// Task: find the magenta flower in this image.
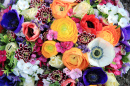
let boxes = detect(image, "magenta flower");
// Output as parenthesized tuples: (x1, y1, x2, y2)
(55, 41, 74, 53)
(47, 30, 58, 40)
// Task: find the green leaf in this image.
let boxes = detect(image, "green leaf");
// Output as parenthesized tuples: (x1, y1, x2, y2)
(112, 62, 116, 65)
(0, 45, 5, 50)
(118, 13, 123, 22)
(122, 52, 130, 62)
(49, 81, 60, 86)
(88, 6, 94, 15)
(0, 3, 6, 9)
(86, 0, 90, 4)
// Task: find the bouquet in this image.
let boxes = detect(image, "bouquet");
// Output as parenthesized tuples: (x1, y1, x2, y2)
(0, 0, 130, 86)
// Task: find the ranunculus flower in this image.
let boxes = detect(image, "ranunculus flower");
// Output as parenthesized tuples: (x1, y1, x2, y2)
(50, 0, 76, 19)
(105, 72, 119, 86)
(51, 17, 78, 43)
(41, 41, 58, 58)
(83, 67, 108, 85)
(61, 78, 76, 86)
(62, 48, 89, 70)
(73, 1, 91, 18)
(49, 55, 64, 69)
(22, 22, 40, 41)
(1, 9, 24, 33)
(80, 14, 102, 35)
(87, 38, 115, 67)
(96, 23, 121, 46)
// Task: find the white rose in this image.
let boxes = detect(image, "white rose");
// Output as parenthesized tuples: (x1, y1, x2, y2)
(105, 72, 119, 86)
(49, 55, 64, 69)
(73, 1, 91, 18)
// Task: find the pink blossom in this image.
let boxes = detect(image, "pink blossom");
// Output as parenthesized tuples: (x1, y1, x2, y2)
(47, 30, 58, 40)
(67, 8, 75, 17)
(56, 41, 74, 53)
(71, 17, 80, 23)
(63, 68, 71, 75)
(37, 56, 47, 67)
(76, 23, 83, 34)
(68, 68, 82, 80)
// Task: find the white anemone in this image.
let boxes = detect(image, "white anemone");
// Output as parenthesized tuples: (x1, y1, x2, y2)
(87, 37, 115, 67)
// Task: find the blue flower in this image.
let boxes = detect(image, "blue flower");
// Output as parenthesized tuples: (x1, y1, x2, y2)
(0, 73, 20, 86)
(83, 67, 108, 85)
(120, 25, 130, 52)
(1, 9, 24, 33)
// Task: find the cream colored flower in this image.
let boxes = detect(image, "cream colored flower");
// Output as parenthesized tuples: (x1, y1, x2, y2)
(24, 77, 35, 86)
(73, 1, 91, 18)
(61, 0, 76, 2)
(20, 8, 38, 20)
(105, 72, 119, 86)
(49, 55, 64, 69)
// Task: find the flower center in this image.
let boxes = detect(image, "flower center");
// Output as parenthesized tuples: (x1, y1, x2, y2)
(91, 46, 103, 60)
(86, 72, 99, 83)
(67, 83, 72, 86)
(59, 6, 65, 11)
(86, 21, 94, 28)
(8, 18, 19, 28)
(28, 27, 35, 37)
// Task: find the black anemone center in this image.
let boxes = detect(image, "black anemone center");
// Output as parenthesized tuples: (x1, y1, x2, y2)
(67, 83, 72, 86)
(8, 18, 19, 27)
(94, 50, 100, 56)
(86, 72, 98, 83)
(28, 27, 34, 37)
(86, 21, 94, 28)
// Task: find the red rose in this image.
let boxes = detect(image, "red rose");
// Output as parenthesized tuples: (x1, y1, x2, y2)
(80, 14, 102, 35)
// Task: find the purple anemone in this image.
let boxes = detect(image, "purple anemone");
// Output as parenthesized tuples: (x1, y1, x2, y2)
(120, 25, 130, 52)
(1, 9, 24, 33)
(83, 67, 108, 85)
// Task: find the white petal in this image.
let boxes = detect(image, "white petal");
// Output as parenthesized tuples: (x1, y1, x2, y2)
(88, 38, 99, 50)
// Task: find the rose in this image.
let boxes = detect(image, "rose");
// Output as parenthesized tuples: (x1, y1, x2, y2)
(73, 1, 91, 18)
(22, 22, 40, 41)
(49, 55, 64, 68)
(50, 0, 76, 19)
(41, 41, 58, 58)
(51, 17, 78, 43)
(105, 72, 119, 86)
(96, 23, 121, 46)
(80, 14, 102, 35)
(61, 78, 76, 86)
(62, 48, 89, 70)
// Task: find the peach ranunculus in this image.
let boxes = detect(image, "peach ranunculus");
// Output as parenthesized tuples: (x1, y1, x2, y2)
(62, 48, 89, 70)
(61, 78, 76, 86)
(51, 17, 78, 43)
(96, 23, 121, 46)
(22, 22, 40, 41)
(41, 41, 58, 58)
(50, 0, 77, 19)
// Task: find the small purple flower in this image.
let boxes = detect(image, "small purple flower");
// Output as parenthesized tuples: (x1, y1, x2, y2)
(47, 30, 58, 40)
(77, 44, 90, 53)
(1, 9, 24, 33)
(121, 63, 130, 76)
(83, 67, 108, 85)
(120, 25, 130, 52)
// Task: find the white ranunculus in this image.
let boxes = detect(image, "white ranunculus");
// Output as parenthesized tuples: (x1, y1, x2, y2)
(73, 1, 91, 18)
(118, 17, 128, 28)
(105, 72, 119, 86)
(118, 8, 128, 17)
(20, 8, 38, 20)
(49, 55, 64, 69)
(13, 67, 20, 76)
(23, 63, 33, 75)
(106, 3, 113, 9)
(17, 0, 29, 10)
(87, 37, 115, 67)
(37, 68, 44, 74)
(17, 59, 25, 70)
(108, 14, 118, 24)
(32, 65, 39, 72)
(108, 6, 118, 15)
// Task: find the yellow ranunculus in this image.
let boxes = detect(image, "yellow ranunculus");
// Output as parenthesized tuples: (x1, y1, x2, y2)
(73, 1, 91, 18)
(105, 72, 119, 86)
(41, 41, 58, 58)
(51, 17, 78, 43)
(49, 55, 64, 69)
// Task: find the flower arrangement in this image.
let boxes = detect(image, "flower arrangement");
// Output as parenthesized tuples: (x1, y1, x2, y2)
(0, 0, 130, 86)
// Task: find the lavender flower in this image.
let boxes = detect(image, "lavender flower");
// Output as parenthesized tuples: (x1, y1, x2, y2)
(77, 44, 90, 53)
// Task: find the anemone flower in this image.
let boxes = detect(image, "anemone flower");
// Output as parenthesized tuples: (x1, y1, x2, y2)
(83, 67, 107, 85)
(87, 37, 115, 67)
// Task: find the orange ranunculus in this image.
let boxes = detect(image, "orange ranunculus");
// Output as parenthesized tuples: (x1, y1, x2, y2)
(51, 17, 78, 43)
(62, 48, 89, 70)
(50, 0, 77, 19)
(61, 78, 76, 86)
(22, 22, 40, 41)
(96, 23, 121, 46)
(41, 41, 58, 58)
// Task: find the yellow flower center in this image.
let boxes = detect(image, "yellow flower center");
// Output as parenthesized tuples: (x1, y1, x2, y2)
(44, 44, 55, 53)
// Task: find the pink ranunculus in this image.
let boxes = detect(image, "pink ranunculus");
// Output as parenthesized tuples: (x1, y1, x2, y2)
(22, 22, 40, 41)
(61, 78, 76, 86)
(63, 68, 71, 75)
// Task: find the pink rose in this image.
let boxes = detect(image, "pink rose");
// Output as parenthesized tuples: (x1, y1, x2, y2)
(22, 22, 40, 41)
